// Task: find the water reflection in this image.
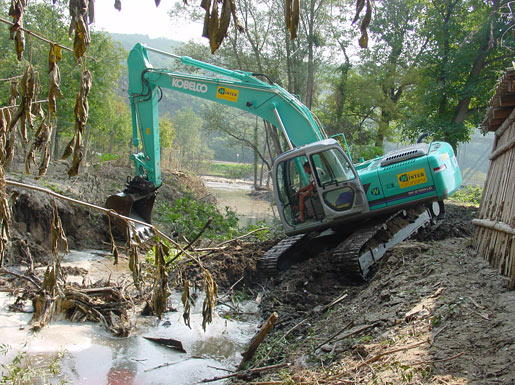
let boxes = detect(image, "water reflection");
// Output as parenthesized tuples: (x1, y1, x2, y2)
(0, 251, 260, 385)
(201, 176, 276, 226)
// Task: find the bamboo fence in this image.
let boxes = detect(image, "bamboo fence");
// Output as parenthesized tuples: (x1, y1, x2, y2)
(474, 70, 515, 289)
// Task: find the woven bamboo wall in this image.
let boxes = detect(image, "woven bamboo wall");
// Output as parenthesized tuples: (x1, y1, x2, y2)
(474, 70, 515, 289)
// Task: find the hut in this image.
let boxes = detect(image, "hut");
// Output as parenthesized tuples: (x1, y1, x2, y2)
(474, 68, 515, 289)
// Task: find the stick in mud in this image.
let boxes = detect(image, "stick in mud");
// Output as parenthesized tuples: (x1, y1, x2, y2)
(238, 312, 278, 370)
(201, 362, 289, 383)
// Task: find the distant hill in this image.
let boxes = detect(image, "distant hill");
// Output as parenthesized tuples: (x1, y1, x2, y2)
(110, 33, 181, 68)
(110, 33, 180, 52)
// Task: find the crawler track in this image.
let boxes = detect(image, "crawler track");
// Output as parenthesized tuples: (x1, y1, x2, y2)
(259, 206, 433, 281)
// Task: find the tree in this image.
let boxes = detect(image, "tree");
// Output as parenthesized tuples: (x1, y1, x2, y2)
(172, 107, 213, 172)
(0, 0, 129, 164)
(402, 0, 513, 151)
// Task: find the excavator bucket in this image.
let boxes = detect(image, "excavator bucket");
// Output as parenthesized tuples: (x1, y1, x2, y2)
(105, 176, 157, 242)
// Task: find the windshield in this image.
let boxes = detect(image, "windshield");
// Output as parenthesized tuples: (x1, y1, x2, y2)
(310, 148, 355, 186)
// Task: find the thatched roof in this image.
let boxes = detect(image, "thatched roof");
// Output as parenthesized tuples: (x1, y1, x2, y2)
(481, 67, 515, 132)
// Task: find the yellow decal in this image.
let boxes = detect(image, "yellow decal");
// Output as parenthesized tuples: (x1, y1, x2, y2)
(441, 152, 449, 161)
(397, 168, 428, 188)
(146, 127, 150, 135)
(216, 86, 239, 102)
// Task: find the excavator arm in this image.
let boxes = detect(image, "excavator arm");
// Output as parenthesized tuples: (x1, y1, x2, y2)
(107, 43, 326, 239)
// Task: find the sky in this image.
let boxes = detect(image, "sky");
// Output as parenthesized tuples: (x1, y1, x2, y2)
(92, 0, 204, 42)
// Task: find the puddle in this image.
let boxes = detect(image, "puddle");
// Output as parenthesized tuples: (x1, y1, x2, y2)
(0, 250, 260, 384)
(201, 176, 276, 226)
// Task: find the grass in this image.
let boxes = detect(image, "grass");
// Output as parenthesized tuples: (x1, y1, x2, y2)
(450, 185, 483, 206)
(205, 162, 253, 179)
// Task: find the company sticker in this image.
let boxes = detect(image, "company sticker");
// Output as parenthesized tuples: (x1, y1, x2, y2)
(397, 168, 428, 188)
(216, 86, 239, 102)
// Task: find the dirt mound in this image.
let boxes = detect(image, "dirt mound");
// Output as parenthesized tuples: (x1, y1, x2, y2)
(3, 160, 211, 265)
(419, 202, 478, 241)
(227, 202, 515, 384)
(183, 239, 277, 290)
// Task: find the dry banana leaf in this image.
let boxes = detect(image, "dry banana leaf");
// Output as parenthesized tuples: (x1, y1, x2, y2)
(228, 0, 244, 33)
(201, 0, 243, 53)
(9, 79, 19, 105)
(201, 269, 217, 331)
(356, 0, 372, 48)
(48, 44, 62, 72)
(107, 215, 119, 264)
(201, 0, 210, 38)
(0, 167, 11, 267)
(150, 240, 171, 319)
(48, 66, 63, 115)
(25, 143, 36, 173)
(68, 0, 93, 60)
(8, 66, 36, 140)
(27, 114, 54, 177)
(352, 0, 365, 24)
(31, 101, 45, 120)
(14, 29, 25, 61)
(181, 275, 192, 328)
(66, 69, 91, 176)
(38, 145, 52, 177)
(207, 0, 219, 53)
(9, 0, 28, 60)
(67, 132, 82, 177)
(129, 245, 140, 289)
(51, 202, 69, 256)
(214, 0, 232, 48)
(4, 129, 16, 169)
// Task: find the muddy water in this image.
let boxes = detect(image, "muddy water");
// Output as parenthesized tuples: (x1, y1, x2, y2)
(0, 251, 260, 384)
(201, 176, 276, 226)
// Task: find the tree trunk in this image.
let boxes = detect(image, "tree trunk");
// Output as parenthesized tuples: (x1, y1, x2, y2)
(304, 0, 316, 109)
(83, 124, 91, 164)
(263, 120, 283, 158)
(51, 127, 60, 160)
(108, 130, 115, 154)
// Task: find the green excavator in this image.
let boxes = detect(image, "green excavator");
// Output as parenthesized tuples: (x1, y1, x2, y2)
(106, 44, 462, 280)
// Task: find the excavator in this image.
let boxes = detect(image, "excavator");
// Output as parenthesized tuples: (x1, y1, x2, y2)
(106, 43, 462, 280)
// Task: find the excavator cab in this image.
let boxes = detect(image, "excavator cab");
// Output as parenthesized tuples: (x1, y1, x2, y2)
(274, 139, 370, 236)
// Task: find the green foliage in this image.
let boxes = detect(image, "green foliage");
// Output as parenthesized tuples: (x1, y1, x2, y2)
(96, 153, 119, 163)
(172, 108, 214, 172)
(159, 112, 176, 149)
(450, 186, 483, 206)
(207, 162, 253, 179)
(0, 1, 130, 161)
(155, 196, 239, 241)
(0, 345, 67, 385)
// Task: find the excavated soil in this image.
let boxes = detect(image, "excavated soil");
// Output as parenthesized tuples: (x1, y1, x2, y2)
(1, 158, 514, 384)
(4, 159, 212, 264)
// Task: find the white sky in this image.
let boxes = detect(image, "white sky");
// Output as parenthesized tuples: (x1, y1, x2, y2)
(92, 0, 204, 42)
